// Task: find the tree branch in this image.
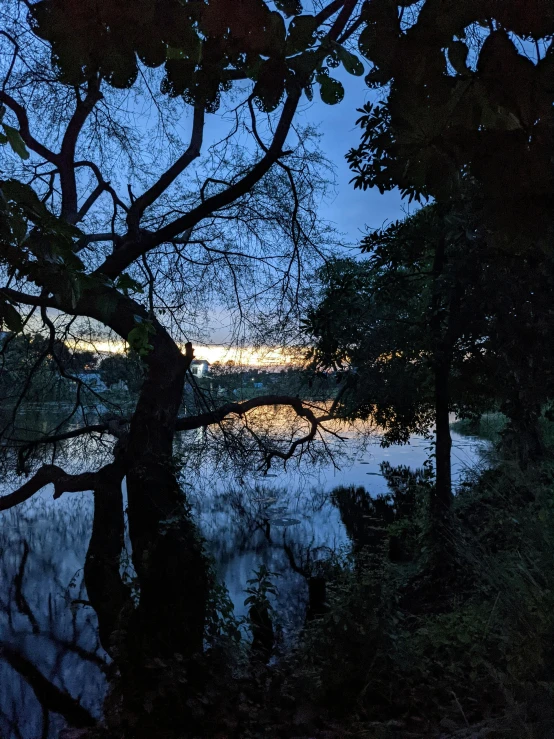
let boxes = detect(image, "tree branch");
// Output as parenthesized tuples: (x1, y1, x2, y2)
(0, 287, 56, 308)
(73, 160, 129, 213)
(59, 78, 103, 222)
(126, 105, 205, 232)
(92, 0, 359, 279)
(12, 422, 119, 451)
(0, 91, 59, 164)
(175, 394, 338, 471)
(0, 31, 19, 91)
(76, 182, 105, 222)
(96, 91, 302, 279)
(175, 394, 315, 431)
(0, 464, 105, 511)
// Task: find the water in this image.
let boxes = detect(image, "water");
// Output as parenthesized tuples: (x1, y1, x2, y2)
(0, 414, 487, 738)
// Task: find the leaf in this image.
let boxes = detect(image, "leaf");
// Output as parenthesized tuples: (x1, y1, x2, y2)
(316, 72, 344, 105)
(286, 14, 318, 55)
(2, 124, 30, 160)
(275, 0, 302, 17)
(253, 58, 287, 112)
(116, 273, 144, 295)
(447, 41, 469, 76)
(1, 302, 23, 333)
(267, 11, 286, 55)
(333, 42, 364, 76)
(10, 212, 27, 244)
(167, 46, 186, 60)
(127, 318, 156, 356)
(166, 32, 201, 64)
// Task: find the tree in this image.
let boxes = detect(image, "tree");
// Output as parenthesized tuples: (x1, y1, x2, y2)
(309, 0, 554, 514)
(306, 202, 554, 513)
(0, 0, 366, 727)
(306, 205, 473, 513)
(98, 351, 144, 391)
(348, 0, 554, 245)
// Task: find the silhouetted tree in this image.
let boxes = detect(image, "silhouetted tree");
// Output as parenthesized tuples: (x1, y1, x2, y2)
(0, 0, 366, 729)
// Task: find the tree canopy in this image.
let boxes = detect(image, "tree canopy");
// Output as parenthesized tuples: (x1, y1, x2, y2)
(1, 2, 554, 736)
(307, 199, 554, 506)
(348, 0, 554, 241)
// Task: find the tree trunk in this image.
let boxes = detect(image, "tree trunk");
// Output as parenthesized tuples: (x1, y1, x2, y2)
(433, 359, 453, 514)
(124, 335, 211, 661)
(69, 288, 212, 661)
(84, 467, 131, 657)
(501, 397, 544, 469)
(430, 233, 453, 517)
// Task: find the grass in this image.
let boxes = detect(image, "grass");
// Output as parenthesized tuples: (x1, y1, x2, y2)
(451, 412, 507, 441)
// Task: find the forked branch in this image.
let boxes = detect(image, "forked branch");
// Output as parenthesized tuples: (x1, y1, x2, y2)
(0, 463, 114, 511)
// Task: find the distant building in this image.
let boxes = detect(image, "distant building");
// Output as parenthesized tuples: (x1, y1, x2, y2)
(75, 372, 108, 391)
(190, 360, 209, 378)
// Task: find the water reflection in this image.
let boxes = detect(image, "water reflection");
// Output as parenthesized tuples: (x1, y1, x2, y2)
(0, 493, 105, 738)
(0, 408, 487, 737)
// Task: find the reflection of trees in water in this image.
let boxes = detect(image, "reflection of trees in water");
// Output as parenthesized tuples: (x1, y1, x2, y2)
(195, 481, 347, 636)
(0, 411, 433, 736)
(0, 493, 106, 738)
(0, 441, 349, 735)
(332, 462, 433, 563)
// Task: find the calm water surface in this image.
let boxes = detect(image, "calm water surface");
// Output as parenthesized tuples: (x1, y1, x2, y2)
(0, 410, 486, 738)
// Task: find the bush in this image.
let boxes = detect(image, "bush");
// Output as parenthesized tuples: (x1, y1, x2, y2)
(286, 460, 554, 737)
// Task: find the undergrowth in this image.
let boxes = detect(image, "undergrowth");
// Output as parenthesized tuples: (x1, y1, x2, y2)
(283, 455, 554, 738)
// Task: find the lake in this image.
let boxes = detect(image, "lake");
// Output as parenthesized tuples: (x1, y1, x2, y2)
(0, 411, 487, 738)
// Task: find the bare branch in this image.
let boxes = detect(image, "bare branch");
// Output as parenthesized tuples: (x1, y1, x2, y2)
(0, 91, 59, 164)
(176, 394, 312, 431)
(175, 393, 338, 471)
(75, 181, 105, 222)
(59, 77, 103, 222)
(93, 0, 358, 279)
(0, 31, 19, 91)
(0, 465, 93, 511)
(126, 105, 205, 232)
(73, 160, 129, 212)
(11, 423, 114, 450)
(96, 91, 301, 278)
(0, 288, 56, 308)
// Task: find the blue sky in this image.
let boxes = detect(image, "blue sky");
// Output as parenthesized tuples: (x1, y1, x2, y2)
(197, 67, 408, 247)
(296, 70, 408, 243)
(194, 69, 410, 346)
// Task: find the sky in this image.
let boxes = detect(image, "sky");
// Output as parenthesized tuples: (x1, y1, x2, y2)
(80, 51, 411, 360)
(199, 67, 408, 245)
(295, 69, 408, 242)
(188, 65, 410, 353)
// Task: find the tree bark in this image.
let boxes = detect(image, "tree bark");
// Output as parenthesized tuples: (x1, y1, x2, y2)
(124, 336, 211, 661)
(433, 358, 453, 513)
(84, 471, 131, 657)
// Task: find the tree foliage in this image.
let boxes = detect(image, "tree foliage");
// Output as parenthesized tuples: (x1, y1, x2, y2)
(306, 201, 554, 500)
(348, 0, 554, 240)
(0, 1, 365, 707)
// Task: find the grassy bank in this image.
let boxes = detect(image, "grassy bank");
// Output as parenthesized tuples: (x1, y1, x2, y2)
(451, 412, 507, 441)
